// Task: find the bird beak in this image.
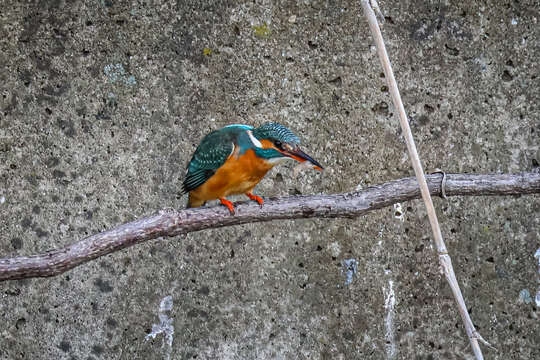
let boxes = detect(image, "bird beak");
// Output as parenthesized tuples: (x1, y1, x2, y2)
(282, 146, 323, 171)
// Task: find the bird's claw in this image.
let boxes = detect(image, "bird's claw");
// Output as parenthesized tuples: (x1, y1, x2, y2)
(246, 193, 264, 208)
(219, 198, 236, 215)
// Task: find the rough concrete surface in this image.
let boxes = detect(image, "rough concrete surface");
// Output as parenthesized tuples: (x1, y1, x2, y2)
(0, 0, 538, 359)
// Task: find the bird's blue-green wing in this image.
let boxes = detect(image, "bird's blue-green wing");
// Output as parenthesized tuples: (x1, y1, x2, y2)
(182, 130, 236, 193)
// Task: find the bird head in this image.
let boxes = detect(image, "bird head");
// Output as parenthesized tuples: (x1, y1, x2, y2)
(252, 122, 323, 170)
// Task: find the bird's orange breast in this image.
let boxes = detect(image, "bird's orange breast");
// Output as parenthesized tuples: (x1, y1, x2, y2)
(188, 147, 275, 206)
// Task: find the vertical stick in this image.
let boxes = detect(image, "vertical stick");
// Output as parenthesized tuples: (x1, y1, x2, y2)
(359, 1, 490, 359)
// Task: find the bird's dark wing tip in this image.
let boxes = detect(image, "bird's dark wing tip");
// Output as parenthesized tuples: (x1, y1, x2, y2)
(182, 169, 216, 194)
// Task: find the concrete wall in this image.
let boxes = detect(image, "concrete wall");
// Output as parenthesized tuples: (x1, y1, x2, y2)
(1, 0, 538, 359)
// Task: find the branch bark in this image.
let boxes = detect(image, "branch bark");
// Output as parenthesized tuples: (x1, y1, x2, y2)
(1, 172, 538, 281)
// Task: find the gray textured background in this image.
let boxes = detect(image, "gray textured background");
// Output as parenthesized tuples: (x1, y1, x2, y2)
(1, 0, 539, 359)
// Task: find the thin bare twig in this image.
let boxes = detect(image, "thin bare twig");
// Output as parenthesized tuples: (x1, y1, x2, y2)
(360, 1, 493, 358)
(1, 172, 538, 282)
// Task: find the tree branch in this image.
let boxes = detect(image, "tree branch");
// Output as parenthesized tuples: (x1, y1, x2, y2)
(0, 172, 538, 281)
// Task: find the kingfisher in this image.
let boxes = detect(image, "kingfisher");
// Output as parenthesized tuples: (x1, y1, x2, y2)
(182, 122, 323, 214)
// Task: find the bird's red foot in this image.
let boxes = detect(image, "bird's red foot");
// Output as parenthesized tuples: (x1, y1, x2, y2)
(219, 198, 235, 215)
(246, 193, 264, 207)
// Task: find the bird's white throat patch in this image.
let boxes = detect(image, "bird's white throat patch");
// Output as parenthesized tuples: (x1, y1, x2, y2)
(267, 157, 295, 164)
(247, 130, 263, 148)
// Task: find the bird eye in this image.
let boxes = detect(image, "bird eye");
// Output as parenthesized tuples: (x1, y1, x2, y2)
(274, 140, 282, 148)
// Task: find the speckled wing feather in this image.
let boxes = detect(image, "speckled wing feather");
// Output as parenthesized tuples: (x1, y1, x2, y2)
(182, 130, 236, 193)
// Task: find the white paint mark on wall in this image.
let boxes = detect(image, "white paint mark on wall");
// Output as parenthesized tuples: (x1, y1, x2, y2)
(103, 63, 137, 85)
(341, 258, 358, 286)
(0, 195, 5, 204)
(378, 224, 385, 239)
(518, 289, 532, 304)
(145, 295, 174, 360)
(383, 280, 396, 359)
(535, 248, 540, 307)
(328, 242, 341, 258)
(393, 203, 404, 222)
(474, 57, 488, 72)
(125, 75, 136, 85)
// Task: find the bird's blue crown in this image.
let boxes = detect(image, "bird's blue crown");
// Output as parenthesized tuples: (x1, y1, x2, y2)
(253, 122, 300, 145)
